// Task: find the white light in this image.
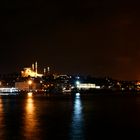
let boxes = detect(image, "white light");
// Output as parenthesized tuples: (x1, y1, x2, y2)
(0, 87, 19, 93)
(96, 86, 101, 89)
(76, 93, 80, 97)
(76, 81, 80, 85)
(71, 86, 74, 89)
(76, 76, 80, 79)
(77, 83, 96, 89)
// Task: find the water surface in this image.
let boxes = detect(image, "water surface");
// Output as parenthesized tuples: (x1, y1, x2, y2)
(0, 94, 140, 139)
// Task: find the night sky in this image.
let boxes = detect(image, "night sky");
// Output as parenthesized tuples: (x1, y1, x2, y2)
(0, 0, 140, 80)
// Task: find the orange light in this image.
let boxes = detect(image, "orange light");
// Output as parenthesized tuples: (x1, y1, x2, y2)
(28, 92, 33, 97)
(28, 80, 32, 85)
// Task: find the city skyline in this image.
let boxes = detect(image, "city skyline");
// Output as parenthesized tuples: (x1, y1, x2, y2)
(0, 1, 140, 80)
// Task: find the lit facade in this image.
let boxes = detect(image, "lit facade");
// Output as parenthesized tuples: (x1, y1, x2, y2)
(21, 68, 43, 77)
(15, 81, 41, 91)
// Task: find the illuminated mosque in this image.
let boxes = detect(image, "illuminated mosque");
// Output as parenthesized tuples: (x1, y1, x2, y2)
(21, 62, 45, 77)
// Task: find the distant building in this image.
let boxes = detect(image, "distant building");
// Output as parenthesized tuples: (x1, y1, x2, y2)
(77, 83, 96, 89)
(15, 81, 41, 91)
(21, 68, 43, 78)
(21, 62, 43, 77)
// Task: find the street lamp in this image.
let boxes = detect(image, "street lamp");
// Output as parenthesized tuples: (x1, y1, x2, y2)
(28, 80, 32, 91)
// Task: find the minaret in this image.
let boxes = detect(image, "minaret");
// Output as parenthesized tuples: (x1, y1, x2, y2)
(47, 66, 50, 74)
(32, 63, 35, 71)
(44, 68, 46, 76)
(35, 61, 38, 76)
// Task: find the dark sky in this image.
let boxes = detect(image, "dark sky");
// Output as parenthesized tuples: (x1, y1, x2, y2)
(0, 0, 140, 80)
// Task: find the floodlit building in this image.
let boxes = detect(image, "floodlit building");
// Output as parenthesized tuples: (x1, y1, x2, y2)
(76, 83, 100, 90)
(21, 68, 43, 77)
(21, 62, 43, 77)
(77, 83, 96, 89)
(15, 81, 41, 91)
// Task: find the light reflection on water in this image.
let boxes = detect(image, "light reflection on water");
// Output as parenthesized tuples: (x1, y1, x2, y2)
(70, 93, 85, 140)
(0, 97, 5, 138)
(0, 94, 140, 139)
(23, 96, 39, 139)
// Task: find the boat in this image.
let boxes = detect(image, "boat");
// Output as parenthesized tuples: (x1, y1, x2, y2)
(0, 87, 19, 95)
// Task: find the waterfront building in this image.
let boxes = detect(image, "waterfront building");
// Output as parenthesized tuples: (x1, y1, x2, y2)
(15, 80, 41, 91)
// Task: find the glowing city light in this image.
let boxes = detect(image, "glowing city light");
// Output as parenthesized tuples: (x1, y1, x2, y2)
(77, 83, 96, 89)
(76, 81, 80, 85)
(76, 93, 80, 97)
(27, 92, 33, 97)
(28, 80, 32, 85)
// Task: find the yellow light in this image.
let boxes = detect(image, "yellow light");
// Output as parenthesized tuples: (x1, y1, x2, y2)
(28, 92, 33, 97)
(77, 83, 96, 89)
(28, 80, 32, 85)
(21, 67, 43, 77)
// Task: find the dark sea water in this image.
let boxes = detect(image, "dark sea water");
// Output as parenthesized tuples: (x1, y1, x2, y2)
(0, 93, 140, 140)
